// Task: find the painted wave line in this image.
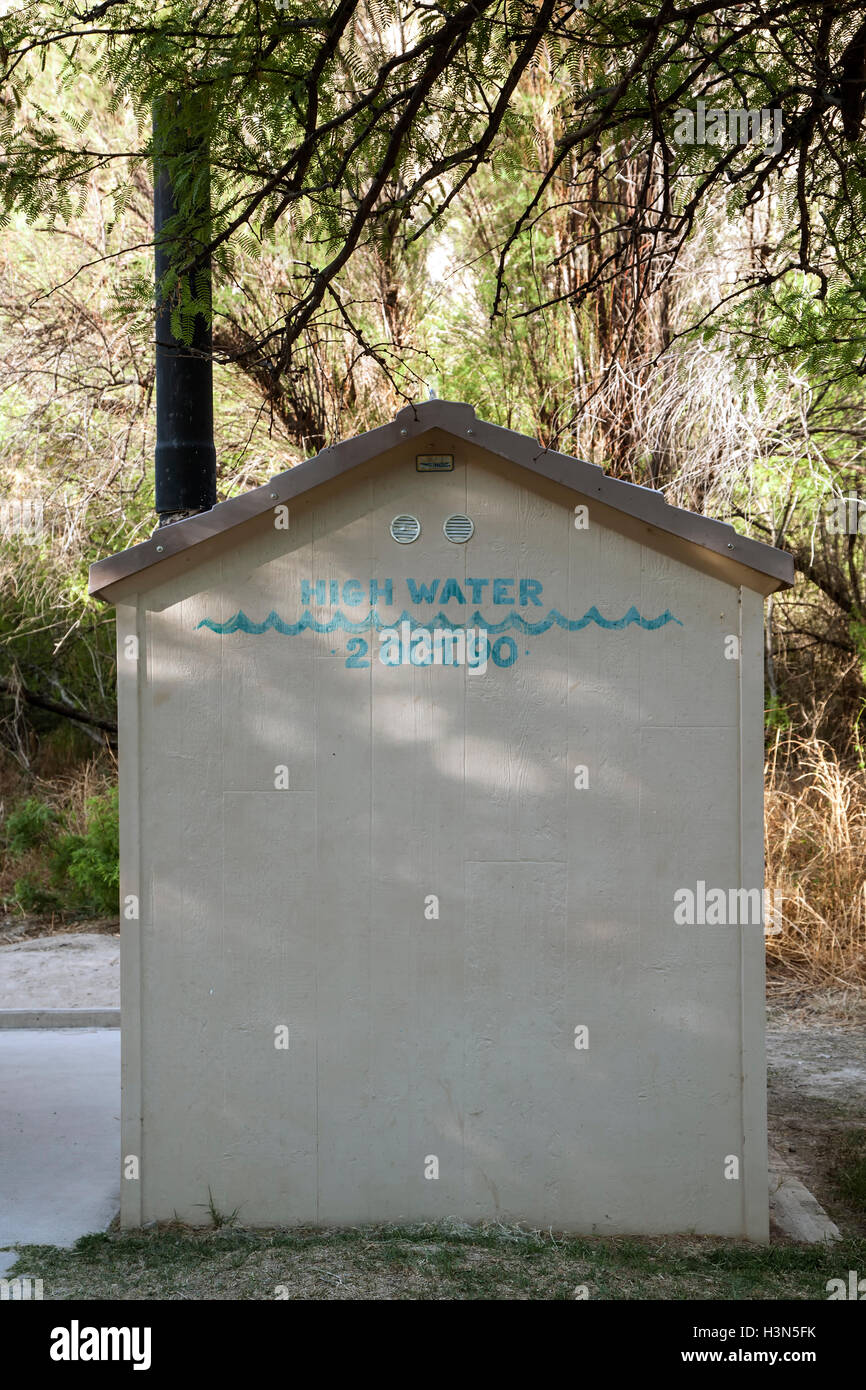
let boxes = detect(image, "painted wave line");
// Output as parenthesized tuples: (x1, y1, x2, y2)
(196, 606, 684, 636)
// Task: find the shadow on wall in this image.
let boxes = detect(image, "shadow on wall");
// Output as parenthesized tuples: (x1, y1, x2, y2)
(132, 451, 754, 1233)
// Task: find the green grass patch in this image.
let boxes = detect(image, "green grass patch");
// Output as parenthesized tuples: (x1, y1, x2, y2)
(834, 1130, 866, 1213)
(8, 1224, 866, 1301)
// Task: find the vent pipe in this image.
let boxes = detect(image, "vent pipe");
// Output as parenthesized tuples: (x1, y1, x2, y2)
(153, 93, 217, 526)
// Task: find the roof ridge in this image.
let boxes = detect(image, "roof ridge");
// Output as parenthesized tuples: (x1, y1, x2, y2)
(89, 398, 794, 599)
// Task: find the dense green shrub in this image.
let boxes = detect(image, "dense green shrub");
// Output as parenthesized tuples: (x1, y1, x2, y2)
(3, 787, 118, 917)
(12, 872, 63, 916)
(53, 789, 120, 915)
(5, 797, 61, 855)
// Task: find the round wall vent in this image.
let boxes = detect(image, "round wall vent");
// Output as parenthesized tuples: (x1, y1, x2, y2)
(390, 514, 421, 544)
(443, 514, 474, 543)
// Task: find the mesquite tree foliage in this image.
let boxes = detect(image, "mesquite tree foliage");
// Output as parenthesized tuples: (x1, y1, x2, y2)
(2, 1, 866, 384)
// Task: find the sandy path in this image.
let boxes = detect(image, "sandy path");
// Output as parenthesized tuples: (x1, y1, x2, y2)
(0, 933, 120, 1008)
(766, 1024, 866, 1104)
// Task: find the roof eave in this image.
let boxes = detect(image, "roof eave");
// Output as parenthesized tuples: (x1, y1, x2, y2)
(88, 399, 796, 600)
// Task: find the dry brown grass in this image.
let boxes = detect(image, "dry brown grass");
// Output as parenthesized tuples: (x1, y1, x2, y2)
(765, 733, 866, 991)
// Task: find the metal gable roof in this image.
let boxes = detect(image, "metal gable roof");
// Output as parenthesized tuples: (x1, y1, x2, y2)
(88, 398, 795, 599)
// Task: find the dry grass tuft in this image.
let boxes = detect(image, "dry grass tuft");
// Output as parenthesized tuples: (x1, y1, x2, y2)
(765, 733, 866, 991)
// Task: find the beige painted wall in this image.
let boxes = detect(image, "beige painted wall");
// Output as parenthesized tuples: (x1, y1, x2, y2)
(117, 434, 768, 1236)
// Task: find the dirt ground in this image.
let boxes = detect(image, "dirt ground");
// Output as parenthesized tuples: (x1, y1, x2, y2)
(0, 918, 120, 1008)
(766, 986, 866, 1237)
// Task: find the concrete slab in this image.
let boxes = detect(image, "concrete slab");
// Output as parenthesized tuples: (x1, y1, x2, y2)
(770, 1174, 842, 1243)
(0, 1029, 120, 1249)
(769, 1144, 842, 1243)
(0, 1009, 120, 1029)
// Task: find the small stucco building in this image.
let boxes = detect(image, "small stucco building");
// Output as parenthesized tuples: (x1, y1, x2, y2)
(89, 399, 794, 1238)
